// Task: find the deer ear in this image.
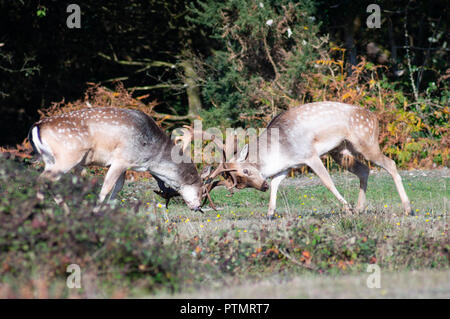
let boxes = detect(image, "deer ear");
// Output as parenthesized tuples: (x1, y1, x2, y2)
(235, 144, 249, 163)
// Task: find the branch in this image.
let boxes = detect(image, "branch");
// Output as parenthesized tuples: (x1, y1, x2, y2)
(101, 76, 130, 83)
(152, 112, 196, 121)
(398, 46, 450, 52)
(278, 248, 317, 271)
(98, 52, 176, 68)
(403, 3, 419, 102)
(262, 28, 280, 82)
(129, 83, 185, 91)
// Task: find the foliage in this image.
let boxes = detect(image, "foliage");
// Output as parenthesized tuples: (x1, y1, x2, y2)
(0, 0, 208, 145)
(303, 50, 449, 168)
(0, 156, 190, 295)
(180, 213, 448, 276)
(0, 157, 448, 297)
(188, 0, 325, 127)
(37, 82, 158, 122)
(187, 0, 448, 169)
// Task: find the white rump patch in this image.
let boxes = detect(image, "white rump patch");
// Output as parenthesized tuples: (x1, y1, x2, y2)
(31, 126, 55, 165)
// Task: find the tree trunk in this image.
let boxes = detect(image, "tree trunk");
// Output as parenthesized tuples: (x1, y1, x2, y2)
(180, 58, 202, 119)
(344, 26, 356, 74)
(344, 16, 361, 74)
(388, 17, 398, 76)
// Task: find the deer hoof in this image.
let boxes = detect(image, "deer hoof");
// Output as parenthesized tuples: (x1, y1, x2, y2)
(355, 204, 367, 213)
(343, 205, 355, 215)
(403, 203, 412, 216)
(93, 205, 102, 214)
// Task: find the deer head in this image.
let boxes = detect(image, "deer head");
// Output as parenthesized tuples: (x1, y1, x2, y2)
(172, 125, 268, 210)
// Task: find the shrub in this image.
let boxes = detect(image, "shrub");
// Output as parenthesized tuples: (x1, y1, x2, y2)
(188, 0, 448, 169)
(182, 214, 449, 276)
(0, 156, 189, 294)
(188, 0, 325, 128)
(303, 52, 449, 168)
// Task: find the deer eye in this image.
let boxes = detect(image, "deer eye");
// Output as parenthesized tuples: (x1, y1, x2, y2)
(243, 169, 251, 175)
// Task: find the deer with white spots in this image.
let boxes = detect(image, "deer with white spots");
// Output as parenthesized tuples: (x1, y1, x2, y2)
(211, 101, 412, 218)
(28, 107, 205, 211)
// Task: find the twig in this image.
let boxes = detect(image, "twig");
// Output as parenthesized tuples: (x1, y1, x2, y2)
(403, 3, 419, 102)
(278, 248, 317, 270)
(101, 76, 130, 83)
(262, 28, 281, 84)
(152, 112, 195, 121)
(98, 52, 175, 68)
(129, 83, 185, 91)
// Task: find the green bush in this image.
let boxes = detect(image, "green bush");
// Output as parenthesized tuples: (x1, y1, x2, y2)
(187, 0, 323, 127)
(0, 156, 188, 293)
(182, 214, 449, 276)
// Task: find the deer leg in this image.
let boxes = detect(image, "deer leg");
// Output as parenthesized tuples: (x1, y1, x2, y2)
(330, 152, 369, 211)
(38, 166, 65, 182)
(37, 158, 77, 199)
(267, 171, 288, 218)
(366, 153, 411, 215)
(38, 151, 88, 183)
(73, 165, 88, 177)
(99, 164, 127, 202)
(107, 171, 126, 201)
(37, 160, 79, 213)
(305, 155, 351, 212)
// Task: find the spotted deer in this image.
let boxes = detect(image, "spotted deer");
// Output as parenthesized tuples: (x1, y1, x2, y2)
(205, 102, 412, 217)
(28, 107, 204, 210)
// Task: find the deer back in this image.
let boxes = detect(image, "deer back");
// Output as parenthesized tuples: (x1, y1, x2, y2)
(33, 107, 201, 188)
(258, 102, 379, 178)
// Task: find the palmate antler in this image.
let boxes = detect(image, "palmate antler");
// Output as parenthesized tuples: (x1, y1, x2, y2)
(174, 125, 241, 210)
(154, 126, 238, 210)
(200, 163, 239, 210)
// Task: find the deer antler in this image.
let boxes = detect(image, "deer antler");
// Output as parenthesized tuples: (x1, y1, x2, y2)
(176, 125, 240, 210)
(174, 125, 194, 155)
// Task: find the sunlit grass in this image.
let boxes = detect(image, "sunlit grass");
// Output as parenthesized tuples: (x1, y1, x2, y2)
(118, 169, 449, 248)
(113, 169, 450, 296)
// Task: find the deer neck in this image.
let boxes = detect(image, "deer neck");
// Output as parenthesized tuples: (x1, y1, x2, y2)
(147, 143, 200, 191)
(255, 129, 290, 179)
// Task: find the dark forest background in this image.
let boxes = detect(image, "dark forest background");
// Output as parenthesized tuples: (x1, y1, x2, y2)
(0, 0, 448, 167)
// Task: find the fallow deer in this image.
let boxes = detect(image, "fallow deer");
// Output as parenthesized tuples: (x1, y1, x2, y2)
(199, 102, 412, 217)
(28, 107, 205, 210)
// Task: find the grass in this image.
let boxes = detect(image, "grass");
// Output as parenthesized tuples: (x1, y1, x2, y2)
(121, 169, 448, 237)
(0, 157, 448, 298)
(116, 168, 449, 298)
